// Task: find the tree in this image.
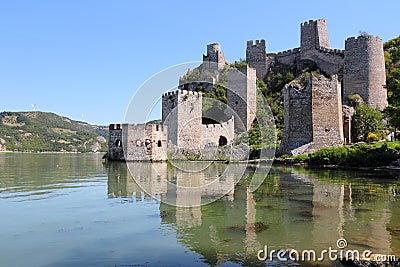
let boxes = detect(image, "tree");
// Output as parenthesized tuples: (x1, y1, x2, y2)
(384, 36, 400, 138)
(352, 103, 384, 142)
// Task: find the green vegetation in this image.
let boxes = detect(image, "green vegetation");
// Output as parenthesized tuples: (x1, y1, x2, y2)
(290, 142, 400, 167)
(0, 111, 108, 152)
(384, 36, 400, 136)
(352, 102, 385, 142)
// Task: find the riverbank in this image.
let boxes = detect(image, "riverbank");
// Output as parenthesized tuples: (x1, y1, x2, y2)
(275, 141, 400, 171)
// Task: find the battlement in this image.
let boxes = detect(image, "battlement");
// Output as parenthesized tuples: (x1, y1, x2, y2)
(162, 89, 202, 97)
(345, 35, 383, 45)
(203, 117, 234, 129)
(109, 124, 122, 130)
(247, 39, 265, 48)
(300, 18, 327, 27)
(317, 47, 344, 57)
(276, 47, 301, 57)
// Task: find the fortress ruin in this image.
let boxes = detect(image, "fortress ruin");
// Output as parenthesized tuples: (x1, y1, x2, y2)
(108, 19, 388, 160)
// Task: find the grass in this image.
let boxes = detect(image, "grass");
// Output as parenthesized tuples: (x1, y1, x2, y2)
(290, 141, 400, 167)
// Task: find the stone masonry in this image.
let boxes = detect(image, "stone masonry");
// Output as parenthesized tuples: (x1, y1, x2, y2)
(246, 19, 387, 110)
(108, 123, 168, 161)
(162, 89, 234, 151)
(279, 74, 344, 155)
(108, 18, 388, 159)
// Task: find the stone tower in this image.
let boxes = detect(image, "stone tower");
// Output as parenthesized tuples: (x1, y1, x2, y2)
(202, 43, 226, 73)
(162, 90, 202, 149)
(300, 19, 330, 53)
(246, 39, 267, 79)
(279, 74, 343, 156)
(343, 35, 387, 110)
(227, 65, 257, 132)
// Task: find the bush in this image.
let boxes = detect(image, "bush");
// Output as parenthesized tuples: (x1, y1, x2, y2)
(366, 132, 380, 143)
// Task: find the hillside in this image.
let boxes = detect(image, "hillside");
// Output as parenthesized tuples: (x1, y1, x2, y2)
(0, 111, 108, 152)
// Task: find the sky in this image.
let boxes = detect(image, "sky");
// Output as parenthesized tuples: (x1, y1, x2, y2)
(0, 0, 399, 125)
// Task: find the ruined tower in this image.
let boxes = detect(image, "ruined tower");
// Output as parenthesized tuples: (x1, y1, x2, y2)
(246, 39, 267, 79)
(343, 35, 387, 110)
(300, 19, 330, 52)
(227, 66, 257, 132)
(202, 43, 226, 73)
(279, 74, 343, 156)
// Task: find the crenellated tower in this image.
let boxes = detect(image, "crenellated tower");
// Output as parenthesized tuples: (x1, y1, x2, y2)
(162, 90, 202, 149)
(343, 35, 387, 110)
(246, 39, 267, 79)
(300, 19, 330, 53)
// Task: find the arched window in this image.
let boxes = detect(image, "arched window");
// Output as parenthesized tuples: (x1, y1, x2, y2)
(157, 140, 162, 147)
(115, 139, 122, 147)
(218, 136, 227, 147)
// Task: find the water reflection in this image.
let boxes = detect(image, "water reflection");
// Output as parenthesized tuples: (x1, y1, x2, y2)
(107, 162, 400, 266)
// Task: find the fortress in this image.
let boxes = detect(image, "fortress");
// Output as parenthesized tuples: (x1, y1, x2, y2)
(108, 19, 387, 160)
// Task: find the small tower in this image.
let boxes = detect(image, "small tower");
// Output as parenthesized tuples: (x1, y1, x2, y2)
(343, 35, 387, 110)
(202, 43, 226, 73)
(246, 39, 267, 79)
(108, 124, 124, 161)
(227, 65, 257, 132)
(162, 90, 202, 149)
(300, 19, 330, 52)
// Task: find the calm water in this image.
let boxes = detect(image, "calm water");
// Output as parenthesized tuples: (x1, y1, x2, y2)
(0, 153, 399, 267)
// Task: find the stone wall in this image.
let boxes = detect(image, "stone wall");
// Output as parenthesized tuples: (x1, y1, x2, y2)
(227, 66, 257, 132)
(162, 90, 202, 149)
(108, 123, 168, 161)
(343, 35, 387, 110)
(201, 117, 235, 147)
(280, 74, 343, 156)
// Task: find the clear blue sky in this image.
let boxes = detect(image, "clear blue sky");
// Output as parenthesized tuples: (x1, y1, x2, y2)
(1, 0, 399, 125)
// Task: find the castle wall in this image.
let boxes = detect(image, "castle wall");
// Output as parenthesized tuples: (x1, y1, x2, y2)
(108, 123, 167, 161)
(343, 35, 387, 110)
(246, 39, 267, 79)
(227, 66, 257, 132)
(273, 48, 301, 66)
(201, 117, 235, 147)
(280, 74, 343, 156)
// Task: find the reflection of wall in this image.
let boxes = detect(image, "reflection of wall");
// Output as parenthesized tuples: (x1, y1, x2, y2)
(291, 168, 394, 255)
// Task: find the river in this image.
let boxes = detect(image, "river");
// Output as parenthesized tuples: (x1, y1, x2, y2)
(0, 153, 399, 266)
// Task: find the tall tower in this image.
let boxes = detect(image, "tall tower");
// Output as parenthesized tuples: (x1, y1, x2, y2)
(162, 90, 202, 149)
(227, 66, 257, 132)
(300, 19, 330, 53)
(246, 39, 267, 79)
(343, 35, 387, 110)
(202, 43, 226, 73)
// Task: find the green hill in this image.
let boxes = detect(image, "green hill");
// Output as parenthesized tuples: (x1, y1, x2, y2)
(0, 111, 108, 153)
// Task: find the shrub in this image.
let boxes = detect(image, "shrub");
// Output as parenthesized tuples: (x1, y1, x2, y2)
(366, 132, 380, 143)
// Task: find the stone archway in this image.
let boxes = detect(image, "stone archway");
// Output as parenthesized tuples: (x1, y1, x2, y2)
(218, 135, 228, 147)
